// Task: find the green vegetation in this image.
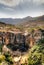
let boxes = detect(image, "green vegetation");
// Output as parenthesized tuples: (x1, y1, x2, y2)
(38, 38, 44, 44)
(0, 52, 13, 65)
(22, 38, 44, 65)
(28, 44, 44, 65)
(0, 34, 44, 65)
(0, 44, 3, 52)
(0, 22, 44, 65)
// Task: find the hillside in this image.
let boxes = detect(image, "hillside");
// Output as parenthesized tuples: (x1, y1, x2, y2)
(22, 38, 44, 65)
(0, 15, 44, 65)
(18, 15, 44, 31)
(0, 36, 44, 65)
(0, 15, 44, 25)
(0, 16, 32, 25)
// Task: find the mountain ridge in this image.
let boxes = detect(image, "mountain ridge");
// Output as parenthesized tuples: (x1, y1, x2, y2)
(0, 15, 44, 25)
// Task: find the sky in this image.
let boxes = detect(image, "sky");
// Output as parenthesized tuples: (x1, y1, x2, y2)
(0, 0, 44, 18)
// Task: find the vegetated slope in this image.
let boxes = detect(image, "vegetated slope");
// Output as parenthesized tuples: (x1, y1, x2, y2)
(25, 15, 44, 23)
(0, 21, 16, 32)
(22, 38, 44, 65)
(0, 15, 44, 30)
(34, 15, 44, 21)
(20, 15, 44, 28)
(0, 21, 15, 27)
(28, 38, 44, 65)
(16, 15, 44, 32)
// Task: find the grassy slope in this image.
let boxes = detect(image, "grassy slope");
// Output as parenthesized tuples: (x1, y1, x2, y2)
(28, 42, 44, 65)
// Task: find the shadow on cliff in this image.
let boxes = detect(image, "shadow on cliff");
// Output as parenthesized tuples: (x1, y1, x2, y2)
(7, 43, 29, 52)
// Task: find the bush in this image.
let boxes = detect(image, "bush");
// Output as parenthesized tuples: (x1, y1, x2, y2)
(0, 55, 5, 63)
(28, 44, 44, 65)
(0, 44, 3, 52)
(38, 38, 44, 44)
(4, 52, 13, 64)
(0, 52, 13, 65)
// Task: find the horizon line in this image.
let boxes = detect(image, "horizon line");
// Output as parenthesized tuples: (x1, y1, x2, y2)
(0, 14, 44, 19)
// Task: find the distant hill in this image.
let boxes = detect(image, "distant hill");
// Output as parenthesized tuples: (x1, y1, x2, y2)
(0, 15, 44, 25)
(0, 16, 32, 25)
(21, 15, 44, 28)
(0, 22, 6, 24)
(34, 15, 44, 21)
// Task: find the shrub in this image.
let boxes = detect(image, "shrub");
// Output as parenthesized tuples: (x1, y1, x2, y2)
(0, 55, 5, 63)
(4, 52, 13, 65)
(28, 44, 44, 65)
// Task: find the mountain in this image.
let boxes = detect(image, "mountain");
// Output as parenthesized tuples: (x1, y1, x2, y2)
(33, 15, 44, 21)
(20, 15, 44, 28)
(0, 15, 44, 25)
(0, 16, 32, 25)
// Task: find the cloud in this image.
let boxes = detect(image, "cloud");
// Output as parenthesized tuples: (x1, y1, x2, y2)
(0, 0, 22, 7)
(0, 0, 44, 7)
(0, 0, 44, 18)
(33, 0, 44, 5)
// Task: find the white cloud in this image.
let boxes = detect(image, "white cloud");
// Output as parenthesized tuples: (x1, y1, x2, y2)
(0, 0, 22, 7)
(0, 0, 44, 18)
(0, 0, 44, 7)
(33, 0, 44, 5)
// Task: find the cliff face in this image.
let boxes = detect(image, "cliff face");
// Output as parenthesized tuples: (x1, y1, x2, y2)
(0, 29, 44, 50)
